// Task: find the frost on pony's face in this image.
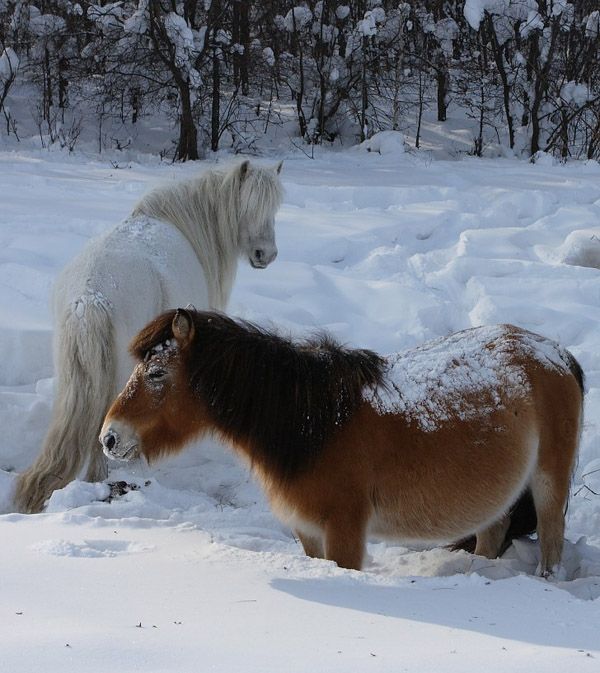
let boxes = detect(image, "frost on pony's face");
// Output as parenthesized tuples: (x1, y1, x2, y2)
(238, 161, 283, 269)
(101, 311, 202, 464)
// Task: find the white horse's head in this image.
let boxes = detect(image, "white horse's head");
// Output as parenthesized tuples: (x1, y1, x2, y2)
(236, 160, 283, 269)
(131, 160, 284, 309)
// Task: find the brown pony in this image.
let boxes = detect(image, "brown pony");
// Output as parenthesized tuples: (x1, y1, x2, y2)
(101, 309, 584, 576)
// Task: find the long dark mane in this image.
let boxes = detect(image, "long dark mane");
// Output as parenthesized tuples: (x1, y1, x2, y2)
(131, 310, 386, 480)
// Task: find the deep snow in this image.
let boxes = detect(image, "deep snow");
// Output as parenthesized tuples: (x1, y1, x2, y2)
(1, 144, 600, 672)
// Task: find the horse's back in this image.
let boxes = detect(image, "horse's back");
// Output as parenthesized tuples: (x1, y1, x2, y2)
(52, 215, 209, 386)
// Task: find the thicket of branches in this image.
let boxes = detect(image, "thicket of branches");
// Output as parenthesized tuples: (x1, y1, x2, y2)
(1, 1, 599, 160)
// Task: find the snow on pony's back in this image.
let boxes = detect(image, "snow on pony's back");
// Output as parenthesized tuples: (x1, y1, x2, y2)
(366, 324, 575, 432)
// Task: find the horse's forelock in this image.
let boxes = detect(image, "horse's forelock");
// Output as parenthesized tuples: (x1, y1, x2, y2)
(129, 310, 178, 361)
(240, 166, 283, 227)
(222, 162, 283, 236)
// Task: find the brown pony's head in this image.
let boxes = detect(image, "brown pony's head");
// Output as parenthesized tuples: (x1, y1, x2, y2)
(100, 309, 204, 463)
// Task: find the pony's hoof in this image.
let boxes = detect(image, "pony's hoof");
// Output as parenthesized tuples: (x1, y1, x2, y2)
(535, 563, 566, 581)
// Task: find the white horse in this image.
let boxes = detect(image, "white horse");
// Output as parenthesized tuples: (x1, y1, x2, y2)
(15, 159, 283, 513)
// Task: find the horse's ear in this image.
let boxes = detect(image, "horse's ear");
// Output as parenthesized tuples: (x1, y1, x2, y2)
(275, 160, 283, 174)
(239, 159, 250, 181)
(172, 309, 194, 346)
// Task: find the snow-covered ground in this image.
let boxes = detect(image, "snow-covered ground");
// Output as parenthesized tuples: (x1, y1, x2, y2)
(1, 144, 600, 672)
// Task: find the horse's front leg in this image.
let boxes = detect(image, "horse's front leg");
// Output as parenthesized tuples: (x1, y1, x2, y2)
(323, 510, 368, 571)
(295, 530, 324, 559)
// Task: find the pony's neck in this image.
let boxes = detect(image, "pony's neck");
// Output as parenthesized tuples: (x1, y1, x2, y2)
(189, 315, 385, 482)
(133, 171, 240, 310)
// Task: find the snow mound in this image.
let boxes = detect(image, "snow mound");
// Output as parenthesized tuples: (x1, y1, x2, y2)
(531, 151, 557, 166)
(558, 229, 600, 269)
(45, 479, 111, 512)
(359, 131, 406, 156)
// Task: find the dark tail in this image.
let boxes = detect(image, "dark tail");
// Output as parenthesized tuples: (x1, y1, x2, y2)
(450, 488, 537, 555)
(563, 349, 585, 396)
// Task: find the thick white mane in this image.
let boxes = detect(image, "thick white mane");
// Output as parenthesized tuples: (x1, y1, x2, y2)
(132, 162, 283, 309)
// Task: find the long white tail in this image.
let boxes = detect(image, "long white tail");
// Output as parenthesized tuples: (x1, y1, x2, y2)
(14, 297, 116, 513)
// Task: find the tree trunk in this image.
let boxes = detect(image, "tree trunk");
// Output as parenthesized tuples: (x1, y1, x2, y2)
(391, 34, 405, 131)
(559, 107, 569, 159)
(436, 61, 448, 122)
(360, 35, 369, 141)
(43, 47, 53, 123)
(415, 70, 424, 149)
(475, 85, 484, 157)
(58, 57, 68, 111)
(316, 0, 330, 141)
(486, 16, 514, 149)
(291, 7, 307, 139)
(211, 45, 220, 152)
(208, 0, 222, 153)
(529, 20, 559, 157)
(232, 1, 241, 89)
(239, 0, 250, 96)
(587, 115, 600, 160)
(176, 81, 198, 161)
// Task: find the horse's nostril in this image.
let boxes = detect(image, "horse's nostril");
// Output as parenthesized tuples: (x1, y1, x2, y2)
(103, 432, 116, 451)
(254, 249, 263, 261)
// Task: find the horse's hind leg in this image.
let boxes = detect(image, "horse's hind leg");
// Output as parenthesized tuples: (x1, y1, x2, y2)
(474, 514, 510, 558)
(530, 471, 570, 577)
(531, 408, 580, 576)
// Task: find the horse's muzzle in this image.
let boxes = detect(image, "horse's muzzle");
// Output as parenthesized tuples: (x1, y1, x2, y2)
(250, 247, 277, 269)
(100, 422, 139, 461)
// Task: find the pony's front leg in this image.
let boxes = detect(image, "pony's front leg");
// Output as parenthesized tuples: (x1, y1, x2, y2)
(323, 512, 367, 571)
(295, 531, 324, 559)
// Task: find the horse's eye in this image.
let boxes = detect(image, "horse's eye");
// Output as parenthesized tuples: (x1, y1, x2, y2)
(147, 368, 167, 382)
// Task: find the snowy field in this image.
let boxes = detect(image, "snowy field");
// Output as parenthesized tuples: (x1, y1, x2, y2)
(1, 145, 600, 672)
